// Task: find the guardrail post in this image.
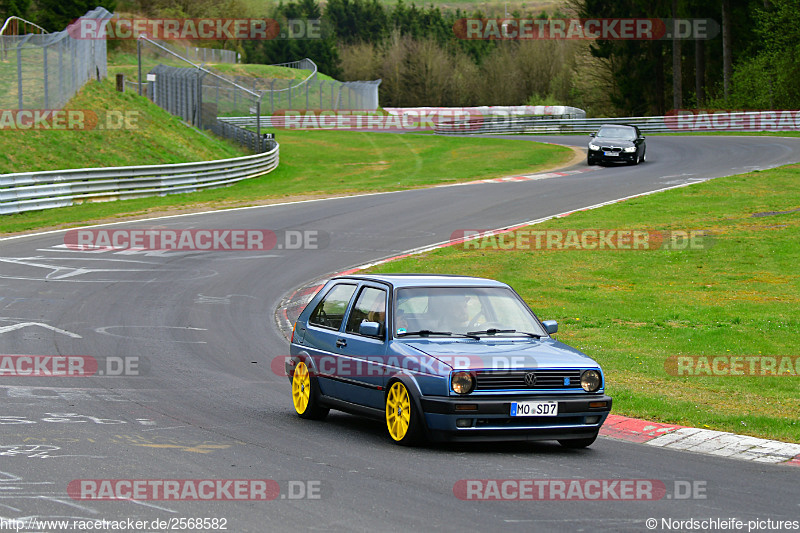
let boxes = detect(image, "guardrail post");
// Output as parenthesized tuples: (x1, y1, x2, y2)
(43, 43, 49, 109)
(256, 100, 262, 153)
(16, 43, 23, 109)
(137, 38, 143, 96)
(270, 79, 275, 114)
(58, 45, 64, 105)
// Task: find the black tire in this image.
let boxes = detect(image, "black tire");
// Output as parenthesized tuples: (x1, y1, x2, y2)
(587, 157, 596, 166)
(385, 381, 423, 446)
(558, 432, 598, 448)
(292, 361, 329, 420)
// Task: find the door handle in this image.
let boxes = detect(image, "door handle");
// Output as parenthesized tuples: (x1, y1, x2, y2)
(336, 339, 347, 348)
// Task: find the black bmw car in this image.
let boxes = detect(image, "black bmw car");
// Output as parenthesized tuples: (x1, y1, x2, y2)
(587, 124, 646, 165)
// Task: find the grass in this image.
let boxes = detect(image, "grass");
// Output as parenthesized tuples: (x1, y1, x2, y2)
(366, 164, 800, 443)
(0, 78, 571, 234)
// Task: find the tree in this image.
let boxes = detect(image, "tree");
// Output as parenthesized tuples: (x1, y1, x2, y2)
(721, 0, 731, 101)
(32, 0, 117, 31)
(0, 0, 31, 20)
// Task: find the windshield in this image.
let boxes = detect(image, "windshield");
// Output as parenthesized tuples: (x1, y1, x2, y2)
(596, 127, 636, 140)
(394, 287, 546, 337)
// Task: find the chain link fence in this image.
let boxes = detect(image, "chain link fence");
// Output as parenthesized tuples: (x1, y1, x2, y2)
(0, 7, 113, 110)
(139, 38, 265, 151)
(138, 38, 259, 117)
(136, 37, 380, 151)
(255, 77, 381, 113)
(182, 45, 238, 64)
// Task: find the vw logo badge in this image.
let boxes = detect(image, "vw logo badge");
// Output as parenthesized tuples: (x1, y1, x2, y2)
(524, 372, 537, 387)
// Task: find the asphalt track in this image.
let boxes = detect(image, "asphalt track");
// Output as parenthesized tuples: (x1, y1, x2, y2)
(1, 135, 799, 532)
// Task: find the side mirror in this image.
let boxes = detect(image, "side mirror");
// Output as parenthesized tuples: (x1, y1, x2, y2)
(541, 320, 558, 335)
(358, 321, 382, 337)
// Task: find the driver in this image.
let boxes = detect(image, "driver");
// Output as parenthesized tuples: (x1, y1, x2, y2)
(428, 294, 471, 332)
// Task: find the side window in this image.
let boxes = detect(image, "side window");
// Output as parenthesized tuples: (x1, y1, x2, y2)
(345, 286, 387, 336)
(308, 284, 357, 330)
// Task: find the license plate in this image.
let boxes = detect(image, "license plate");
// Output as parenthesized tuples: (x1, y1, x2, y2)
(510, 401, 558, 417)
(603, 151, 618, 156)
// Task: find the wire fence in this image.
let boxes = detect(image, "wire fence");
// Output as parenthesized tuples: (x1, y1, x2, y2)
(0, 7, 113, 110)
(136, 37, 381, 152)
(137, 38, 380, 117)
(181, 45, 238, 64)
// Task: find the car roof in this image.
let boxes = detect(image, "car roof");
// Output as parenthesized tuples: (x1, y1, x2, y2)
(331, 273, 509, 289)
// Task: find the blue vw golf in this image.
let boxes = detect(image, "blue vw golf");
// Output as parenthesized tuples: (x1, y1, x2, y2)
(286, 274, 612, 446)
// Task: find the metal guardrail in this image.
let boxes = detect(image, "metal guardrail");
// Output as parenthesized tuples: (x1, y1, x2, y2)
(434, 112, 800, 135)
(0, 144, 279, 215)
(219, 116, 280, 128)
(210, 120, 277, 153)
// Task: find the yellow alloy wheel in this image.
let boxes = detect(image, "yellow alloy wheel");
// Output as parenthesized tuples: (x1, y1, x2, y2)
(292, 361, 311, 415)
(386, 382, 412, 441)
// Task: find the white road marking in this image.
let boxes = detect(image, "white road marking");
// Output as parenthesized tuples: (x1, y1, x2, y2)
(0, 321, 81, 338)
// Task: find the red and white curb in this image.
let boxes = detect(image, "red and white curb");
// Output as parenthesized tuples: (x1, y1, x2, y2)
(275, 183, 799, 466)
(602, 416, 800, 465)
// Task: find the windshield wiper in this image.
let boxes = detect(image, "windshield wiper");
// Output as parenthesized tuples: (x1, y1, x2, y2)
(466, 328, 516, 336)
(466, 328, 543, 339)
(398, 330, 480, 340)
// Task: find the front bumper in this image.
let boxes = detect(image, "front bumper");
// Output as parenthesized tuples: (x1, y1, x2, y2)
(420, 394, 612, 442)
(589, 148, 637, 163)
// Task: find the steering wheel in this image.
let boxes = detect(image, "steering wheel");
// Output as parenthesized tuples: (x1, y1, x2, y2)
(466, 312, 492, 330)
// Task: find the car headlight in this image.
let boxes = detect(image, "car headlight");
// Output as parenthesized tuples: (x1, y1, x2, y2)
(588, 143, 600, 150)
(581, 370, 602, 392)
(451, 371, 475, 394)
(623, 146, 637, 152)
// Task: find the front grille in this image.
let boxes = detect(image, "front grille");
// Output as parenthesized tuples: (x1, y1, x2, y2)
(600, 146, 621, 152)
(474, 369, 583, 391)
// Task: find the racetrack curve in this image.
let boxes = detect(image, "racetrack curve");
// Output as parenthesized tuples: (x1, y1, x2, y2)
(1, 135, 799, 532)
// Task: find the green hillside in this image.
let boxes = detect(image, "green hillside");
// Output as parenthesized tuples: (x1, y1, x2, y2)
(0, 78, 248, 174)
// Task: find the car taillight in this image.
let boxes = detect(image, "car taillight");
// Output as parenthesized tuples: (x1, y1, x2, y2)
(291, 322, 297, 343)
